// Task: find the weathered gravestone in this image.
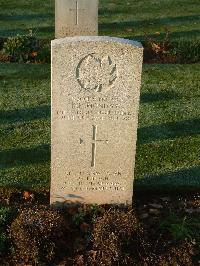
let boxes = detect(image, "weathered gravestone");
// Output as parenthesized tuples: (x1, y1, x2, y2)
(55, 0, 98, 38)
(51, 36, 143, 206)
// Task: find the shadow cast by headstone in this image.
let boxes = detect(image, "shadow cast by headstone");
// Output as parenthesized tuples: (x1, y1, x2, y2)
(99, 15, 200, 30)
(137, 118, 200, 144)
(51, 195, 86, 209)
(0, 13, 53, 21)
(35, 26, 54, 34)
(0, 64, 50, 79)
(99, 17, 200, 41)
(125, 30, 200, 41)
(134, 166, 200, 193)
(140, 91, 179, 104)
(0, 26, 54, 38)
(0, 105, 50, 124)
(52, 198, 131, 209)
(0, 144, 50, 169)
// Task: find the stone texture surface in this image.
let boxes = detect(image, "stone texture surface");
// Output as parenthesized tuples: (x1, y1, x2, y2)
(55, 0, 98, 38)
(51, 36, 143, 206)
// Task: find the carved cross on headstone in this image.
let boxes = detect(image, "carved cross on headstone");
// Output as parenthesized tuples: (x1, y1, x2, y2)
(80, 125, 109, 167)
(70, 1, 85, 25)
(91, 125, 108, 167)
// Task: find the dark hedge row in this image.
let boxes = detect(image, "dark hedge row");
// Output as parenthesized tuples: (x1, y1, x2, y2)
(0, 33, 199, 64)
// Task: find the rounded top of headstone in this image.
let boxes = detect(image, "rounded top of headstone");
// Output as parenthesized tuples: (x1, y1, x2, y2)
(52, 36, 143, 49)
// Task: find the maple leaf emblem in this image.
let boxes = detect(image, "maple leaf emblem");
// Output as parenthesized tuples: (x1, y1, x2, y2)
(76, 53, 118, 92)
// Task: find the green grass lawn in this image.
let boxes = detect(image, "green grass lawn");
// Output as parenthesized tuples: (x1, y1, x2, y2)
(0, 0, 199, 41)
(0, 63, 199, 192)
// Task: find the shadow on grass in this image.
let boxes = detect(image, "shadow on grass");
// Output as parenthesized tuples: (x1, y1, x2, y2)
(135, 166, 200, 191)
(99, 19, 200, 40)
(0, 144, 50, 169)
(140, 91, 179, 103)
(138, 118, 200, 144)
(0, 105, 50, 124)
(0, 26, 54, 37)
(99, 15, 200, 28)
(0, 63, 50, 79)
(0, 13, 53, 21)
(1, 14, 199, 39)
(35, 26, 54, 34)
(124, 30, 200, 41)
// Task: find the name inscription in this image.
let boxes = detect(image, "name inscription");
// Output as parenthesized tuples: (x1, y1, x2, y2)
(57, 95, 133, 121)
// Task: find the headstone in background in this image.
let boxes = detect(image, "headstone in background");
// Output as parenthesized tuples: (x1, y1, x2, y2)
(51, 36, 143, 206)
(55, 0, 98, 38)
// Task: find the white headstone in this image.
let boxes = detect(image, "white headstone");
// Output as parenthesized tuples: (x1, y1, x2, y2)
(55, 0, 98, 38)
(51, 36, 143, 206)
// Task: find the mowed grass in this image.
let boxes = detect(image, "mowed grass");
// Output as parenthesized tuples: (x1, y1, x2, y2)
(0, 64, 51, 189)
(0, 63, 199, 191)
(0, 0, 199, 41)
